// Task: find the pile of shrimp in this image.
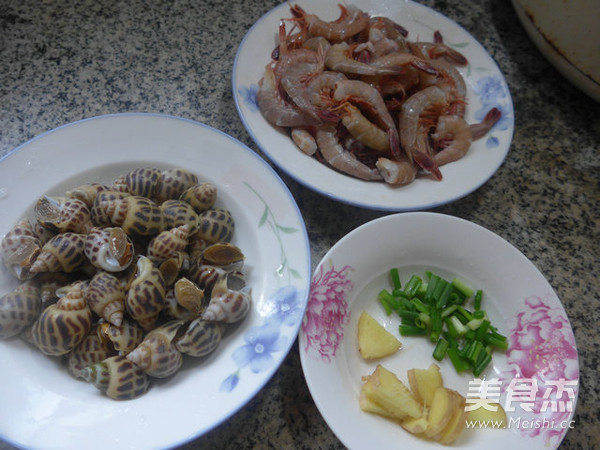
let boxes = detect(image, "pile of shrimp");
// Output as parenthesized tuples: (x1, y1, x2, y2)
(256, 3, 501, 185)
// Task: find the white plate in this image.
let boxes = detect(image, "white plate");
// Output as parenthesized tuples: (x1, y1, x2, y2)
(0, 114, 311, 450)
(299, 212, 578, 449)
(233, 0, 514, 211)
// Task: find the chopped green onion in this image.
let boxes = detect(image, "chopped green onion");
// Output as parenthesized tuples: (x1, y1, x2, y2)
(424, 274, 440, 304)
(441, 304, 457, 318)
(451, 277, 474, 298)
(403, 275, 422, 298)
(415, 312, 431, 329)
(432, 338, 449, 361)
(399, 324, 428, 336)
(447, 347, 470, 372)
(390, 268, 402, 290)
(397, 310, 420, 323)
(474, 289, 483, 310)
(411, 298, 430, 315)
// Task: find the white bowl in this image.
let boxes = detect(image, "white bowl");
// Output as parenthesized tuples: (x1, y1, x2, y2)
(300, 212, 579, 449)
(512, 0, 600, 102)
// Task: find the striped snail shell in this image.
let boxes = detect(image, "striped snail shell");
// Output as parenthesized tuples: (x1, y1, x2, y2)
(65, 182, 109, 208)
(90, 190, 130, 227)
(126, 320, 185, 378)
(97, 319, 144, 355)
(196, 208, 234, 244)
(84, 227, 134, 272)
(81, 355, 150, 400)
(179, 182, 217, 213)
(175, 318, 224, 358)
(0, 218, 41, 281)
(100, 196, 164, 237)
(34, 195, 91, 234)
(202, 277, 251, 324)
(0, 280, 41, 339)
(86, 271, 126, 326)
(29, 232, 87, 273)
(147, 224, 191, 263)
(67, 324, 115, 378)
(125, 256, 166, 330)
(160, 200, 199, 235)
(187, 262, 227, 293)
(112, 167, 161, 198)
(31, 281, 93, 356)
(154, 168, 198, 203)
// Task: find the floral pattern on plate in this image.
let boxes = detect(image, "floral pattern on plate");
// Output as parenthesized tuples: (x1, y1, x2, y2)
(498, 294, 579, 447)
(301, 263, 353, 363)
(221, 181, 306, 391)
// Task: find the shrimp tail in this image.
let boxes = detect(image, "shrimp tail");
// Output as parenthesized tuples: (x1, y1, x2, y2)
(411, 58, 438, 75)
(388, 129, 403, 161)
(470, 107, 501, 140)
(413, 151, 443, 180)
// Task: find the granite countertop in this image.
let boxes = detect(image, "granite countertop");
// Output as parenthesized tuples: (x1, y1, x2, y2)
(1, 0, 598, 449)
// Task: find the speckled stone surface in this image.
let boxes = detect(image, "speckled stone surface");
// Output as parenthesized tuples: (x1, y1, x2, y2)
(1, 0, 599, 449)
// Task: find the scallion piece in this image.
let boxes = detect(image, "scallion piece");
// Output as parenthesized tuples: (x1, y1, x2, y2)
(474, 289, 483, 310)
(399, 324, 428, 336)
(390, 268, 402, 290)
(451, 277, 474, 298)
(473, 351, 492, 376)
(403, 275, 422, 298)
(432, 338, 449, 361)
(447, 347, 470, 373)
(397, 310, 420, 323)
(415, 312, 431, 329)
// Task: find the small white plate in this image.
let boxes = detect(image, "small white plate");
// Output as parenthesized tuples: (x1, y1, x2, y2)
(233, 0, 514, 211)
(299, 212, 578, 449)
(0, 114, 311, 449)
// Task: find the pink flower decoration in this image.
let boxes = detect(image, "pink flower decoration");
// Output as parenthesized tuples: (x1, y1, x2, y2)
(499, 294, 579, 446)
(301, 264, 353, 363)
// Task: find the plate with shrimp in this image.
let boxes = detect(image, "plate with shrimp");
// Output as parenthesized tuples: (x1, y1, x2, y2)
(233, 0, 514, 211)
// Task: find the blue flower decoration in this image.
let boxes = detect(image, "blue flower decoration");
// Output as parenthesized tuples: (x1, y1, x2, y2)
(231, 323, 287, 374)
(264, 285, 304, 327)
(238, 84, 259, 112)
(220, 372, 240, 393)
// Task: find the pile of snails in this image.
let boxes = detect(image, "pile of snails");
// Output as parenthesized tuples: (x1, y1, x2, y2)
(0, 167, 251, 400)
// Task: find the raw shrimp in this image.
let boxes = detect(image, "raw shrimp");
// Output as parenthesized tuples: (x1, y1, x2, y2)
(291, 127, 318, 155)
(333, 79, 400, 159)
(431, 115, 472, 166)
(371, 52, 438, 75)
(257, 63, 320, 128)
(410, 41, 468, 66)
(368, 16, 410, 53)
(315, 123, 382, 180)
(470, 107, 502, 139)
(399, 85, 449, 179)
(340, 103, 390, 152)
(375, 157, 418, 185)
(306, 71, 347, 109)
(302, 36, 331, 55)
(325, 42, 402, 76)
(419, 59, 467, 117)
(366, 26, 401, 58)
(280, 58, 325, 121)
(431, 107, 501, 166)
(290, 4, 370, 42)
